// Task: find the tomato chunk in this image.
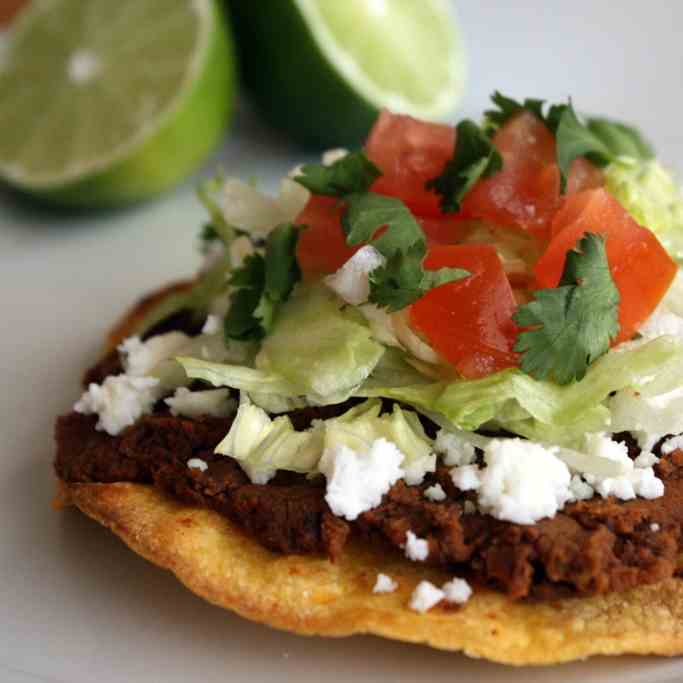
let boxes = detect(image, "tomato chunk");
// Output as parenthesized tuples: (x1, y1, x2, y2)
(409, 244, 519, 378)
(295, 196, 357, 274)
(418, 215, 469, 246)
(365, 110, 455, 217)
(534, 188, 677, 342)
(461, 112, 603, 241)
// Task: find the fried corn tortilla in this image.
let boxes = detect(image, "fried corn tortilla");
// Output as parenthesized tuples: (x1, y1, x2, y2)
(56, 284, 683, 666)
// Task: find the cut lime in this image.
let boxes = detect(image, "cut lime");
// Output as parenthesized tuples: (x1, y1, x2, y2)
(0, 0, 235, 207)
(228, 0, 466, 147)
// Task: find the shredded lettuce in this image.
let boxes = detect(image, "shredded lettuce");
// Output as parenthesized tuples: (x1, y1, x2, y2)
(177, 357, 299, 396)
(214, 395, 314, 483)
(214, 396, 434, 484)
(248, 392, 308, 414)
(256, 285, 385, 403)
(150, 334, 254, 389)
(359, 336, 683, 446)
(605, 158, 683, 261)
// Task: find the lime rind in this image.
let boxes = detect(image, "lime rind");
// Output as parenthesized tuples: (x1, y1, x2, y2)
(0, 0, 231, 201)
(293, 0, 466, 120)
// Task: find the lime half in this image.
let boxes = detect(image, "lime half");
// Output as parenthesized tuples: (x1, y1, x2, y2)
(0, 0, 235, 207)
(229, 0, 466, 147)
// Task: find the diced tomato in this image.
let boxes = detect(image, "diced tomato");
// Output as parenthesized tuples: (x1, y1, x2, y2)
(534, 188, 677, 342)
(365, 110, 455, 217)
(295, 196, 358, 274)
(418, 215, 469, 245)
(409, 244, 519, 378)
(461, 112, 603, 242)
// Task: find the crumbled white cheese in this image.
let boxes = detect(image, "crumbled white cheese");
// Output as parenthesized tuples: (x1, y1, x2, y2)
(187, 458, 208, 472)
(165, 387, 236, 419)
(318, 438, 404, 521)
(404, 530, 429, 562)
(661, 435, 683, 455)
(651, 523, 661, 532)
(322, 148, 349, 165)
(409, 581, 444, 613)
(402, 452, 437, 487)
(460, 436, 664, 521)
(434, 429, 477, 466)
(442, 577, 472, 605)
(595, 475, 635, 500)
(324, 246, 386, 305)
(475, 439, 573, 525)
(450, 465, 481, 492)
(201, 314, 221, 335)
(594, 466, 664, 501)
(583, 433, 633, 472)
(118, 332, 190, 377)
(568, 474, 594, 501)
(74, 375, 160, 436)
(631, 467, 665, 499)
(373, 573, 398, 594)
(424, 483, 446, 502)
(633, 451, 660, 468)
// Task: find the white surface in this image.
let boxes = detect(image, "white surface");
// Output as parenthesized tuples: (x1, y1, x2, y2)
(1, 1, 683, 681)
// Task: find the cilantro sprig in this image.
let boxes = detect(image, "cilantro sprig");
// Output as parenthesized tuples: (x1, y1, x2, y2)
(224, 223, 301, 340)
(485, 91, 655, 192)
(295, 151, 381, 196)
(295, 153, 469, 311)
(484, 90, 566, 137)
(513, 233, 620, 384)
(425, 120, 503, 213)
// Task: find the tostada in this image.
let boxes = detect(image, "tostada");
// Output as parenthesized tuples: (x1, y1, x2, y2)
(55, 93, 683, 665)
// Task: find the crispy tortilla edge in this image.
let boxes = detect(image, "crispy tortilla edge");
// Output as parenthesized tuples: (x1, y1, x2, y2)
(58, 480, 683, 665)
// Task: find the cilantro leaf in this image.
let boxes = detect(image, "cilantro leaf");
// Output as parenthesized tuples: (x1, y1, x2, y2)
(200, 223, 219, 243)
(294, 151, 381, 197)
(224, 223, 301, 341)
(369, 247, 469, 311)
(295, 154, 472, 313)
(513, 233, 620, 384)
(343, 193, 425, 258)
(585, 117, 655, 161)
(483, 92, 655, 193)
(544, 103, 568, 135)
(425, 119, 503, 213)
(555, 103, 614, 192)
(263, 221, 300, 302)
(341, 193, 469, 310)
(224, 253, 267, 340)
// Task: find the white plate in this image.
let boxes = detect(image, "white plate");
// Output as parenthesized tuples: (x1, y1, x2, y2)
(1, 2, 683, 680)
